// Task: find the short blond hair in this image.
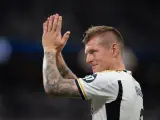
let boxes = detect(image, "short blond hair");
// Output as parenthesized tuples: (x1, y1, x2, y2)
(82, 26, 124, 52)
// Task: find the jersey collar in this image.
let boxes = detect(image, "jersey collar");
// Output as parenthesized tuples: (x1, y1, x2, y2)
(123, 70, 132, 75)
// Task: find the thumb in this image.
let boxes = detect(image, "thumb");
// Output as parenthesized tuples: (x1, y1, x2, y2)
(62, 31, 70, 43)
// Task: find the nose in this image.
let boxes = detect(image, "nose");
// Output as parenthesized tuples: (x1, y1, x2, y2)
(86, 54, 93, 64)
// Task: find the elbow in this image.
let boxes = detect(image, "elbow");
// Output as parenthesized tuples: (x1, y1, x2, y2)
(43, 82, 53, 95)
(43, 82, 59, 96)
(43, 77, 53, 94)
(44, 84, 51, 94)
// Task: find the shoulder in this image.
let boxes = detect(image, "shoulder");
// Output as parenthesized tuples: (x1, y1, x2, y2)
(96, 70, 125, 79)
(81, 70, 125, 84)
(79, 70, 131, 85)
(96, 70, 132, 84)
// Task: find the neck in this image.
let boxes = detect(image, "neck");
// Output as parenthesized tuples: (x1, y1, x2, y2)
(108, 57, 126, 71)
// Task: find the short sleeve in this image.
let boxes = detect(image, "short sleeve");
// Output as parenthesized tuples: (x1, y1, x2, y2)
(75, 71, 120, 101)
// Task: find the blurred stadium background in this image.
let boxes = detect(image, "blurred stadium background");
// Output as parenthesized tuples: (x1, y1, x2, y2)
(0, 0, 159, 119)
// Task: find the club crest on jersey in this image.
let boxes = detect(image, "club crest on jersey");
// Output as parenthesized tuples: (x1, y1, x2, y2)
(82, 74, 97, 83)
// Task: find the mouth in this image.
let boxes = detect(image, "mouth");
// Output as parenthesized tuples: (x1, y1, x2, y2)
(92, 65, 97, 69)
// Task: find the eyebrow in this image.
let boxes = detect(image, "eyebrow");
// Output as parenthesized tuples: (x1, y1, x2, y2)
(85, 48, 96, 55)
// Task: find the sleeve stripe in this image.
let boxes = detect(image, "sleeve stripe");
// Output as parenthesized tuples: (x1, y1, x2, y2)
(75, 79, 85, 100)
(77, 79, 88, 100)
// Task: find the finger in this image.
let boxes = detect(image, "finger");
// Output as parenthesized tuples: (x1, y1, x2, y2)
(43, 20, 48, 35)
(52, 14, 59, 32)
(52, 15, 55, 20)
(62, 31, 70, 43)
(56, 16, 62, 34)
(48, 16, 53, 32)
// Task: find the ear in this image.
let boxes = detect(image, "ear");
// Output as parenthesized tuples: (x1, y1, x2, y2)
(111, 43, 119, 57)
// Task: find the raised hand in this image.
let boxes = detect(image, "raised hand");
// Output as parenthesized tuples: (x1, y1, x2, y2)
(42, 14, 70, 52)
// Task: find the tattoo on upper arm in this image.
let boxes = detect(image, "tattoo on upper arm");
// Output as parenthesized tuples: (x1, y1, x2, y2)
(43, 51, 80, 98)
(46, 78, 80, 97)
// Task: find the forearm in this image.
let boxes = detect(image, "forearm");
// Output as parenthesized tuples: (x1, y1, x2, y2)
(43, 51, 63, 94)
(56, 53, 77, 79)
(43, 51, 80, 97)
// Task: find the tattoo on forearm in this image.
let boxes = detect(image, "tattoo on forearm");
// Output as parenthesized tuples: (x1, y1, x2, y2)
(43, 51, 80, 98)
(58, 65, 77, 79)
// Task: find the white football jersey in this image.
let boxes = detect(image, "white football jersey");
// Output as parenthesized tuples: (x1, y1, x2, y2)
(75, 70, 144, 120)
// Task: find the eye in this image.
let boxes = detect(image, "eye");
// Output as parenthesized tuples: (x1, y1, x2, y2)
(89, 50, 97, 54)
(90, 50, 94, 54)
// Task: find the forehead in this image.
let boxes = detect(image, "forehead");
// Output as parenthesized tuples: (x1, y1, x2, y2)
(85, 36, 101, 52)
(84, 32, 118, 52)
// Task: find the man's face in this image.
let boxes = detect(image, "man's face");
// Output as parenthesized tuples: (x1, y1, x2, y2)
(85, 36, 113, 73)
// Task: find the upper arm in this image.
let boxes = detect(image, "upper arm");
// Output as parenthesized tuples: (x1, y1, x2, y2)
(76, 71, 120, 101)
(44, 78, 83, 99)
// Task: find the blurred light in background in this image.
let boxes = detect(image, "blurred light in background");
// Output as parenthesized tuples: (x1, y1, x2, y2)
(0, 37, 12, 65)
(77, 48, 92, 73)
(123, 46, 138, 72)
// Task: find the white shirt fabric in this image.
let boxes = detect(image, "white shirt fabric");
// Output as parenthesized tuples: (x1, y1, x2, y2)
(75, 70, 144, 120)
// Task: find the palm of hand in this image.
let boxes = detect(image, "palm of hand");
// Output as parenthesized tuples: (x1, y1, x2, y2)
(42, 14, 70, 52)
(42, 31, 62, 50)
